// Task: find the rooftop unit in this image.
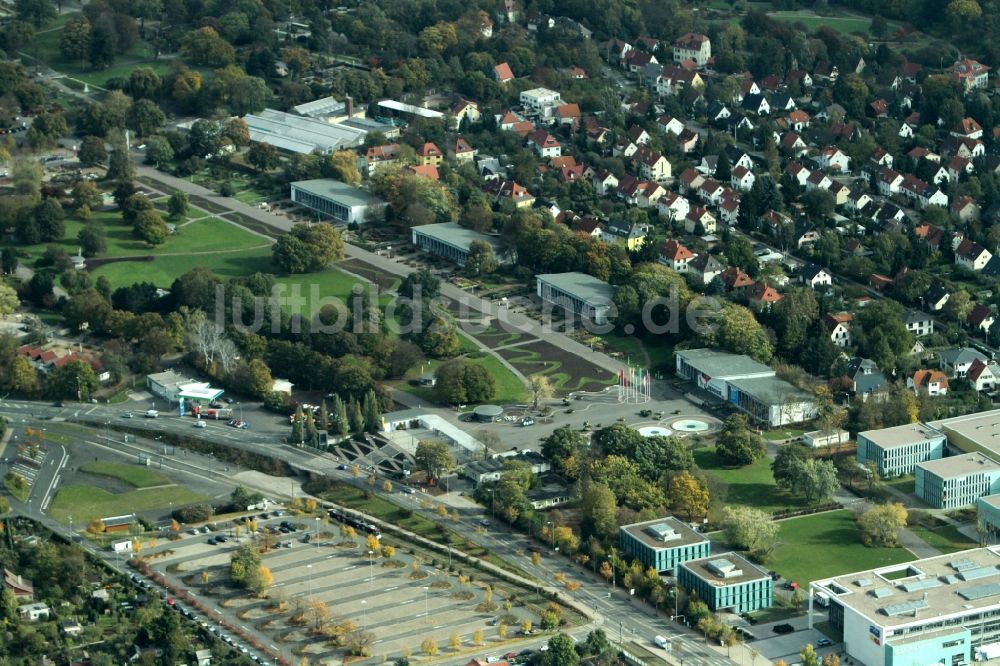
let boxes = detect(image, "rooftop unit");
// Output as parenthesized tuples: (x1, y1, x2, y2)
(645, 523, 681, 542)
(705, 558, 743, 579)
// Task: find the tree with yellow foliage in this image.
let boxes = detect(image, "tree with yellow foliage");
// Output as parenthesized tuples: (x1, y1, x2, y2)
(366, 534, 380, 551)
(421, 638, 438, 656)
(382, 480, 393, 493)
(472, 628, 484, 646)
(667, 471, 710, 521)
(436, 503, 449, 518)
(170, 519, 181, 533)
(531, 551, 541, 566)
(381, 544, 395, 559)
(449, 632, 461, 651)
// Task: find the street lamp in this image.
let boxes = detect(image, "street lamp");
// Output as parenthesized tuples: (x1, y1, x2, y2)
(386, 245, 392, 259)
(368, 549, 374, 586)
(547, 520, 555, 550)
(361, 599, 367, 631)
(490, 487, 495, 520)
(423, 586, 429, 622)
(315, 516, 320, 549)
(306, 564, 313, 598)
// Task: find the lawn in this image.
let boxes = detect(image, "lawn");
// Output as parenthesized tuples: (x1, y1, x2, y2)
(78, 462, 172, 488)
(694, 447, 810, 517)
(883, 475, 916, 496)
(769, 510, 914, 586)
(4, 476, 30, 502)
(600, 332, 674, 371)
(763, 428, 808, 442)
(909, 524, 978, 554)
(469, 352, 527, 403)
(767, 12, 873, 33)
(49, 484, 207, 524)
(90, 246, 275, 290)
(272, 268, 373, 319)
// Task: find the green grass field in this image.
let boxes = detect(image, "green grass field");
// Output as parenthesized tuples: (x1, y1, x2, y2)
(769, 510, 914, 585)
(600, 332, 674, 370)
(91, 246, 275, 289)
(78, 462, 173, 488)
(4, 476, 30, 502)
(909, 525, 978, 554)
(883, 475, 916, 496)
(30, 12, 173, 89)
(695, 447, 810, 517)
(49, 484, 208, 524)
(767, 12, 873, 33)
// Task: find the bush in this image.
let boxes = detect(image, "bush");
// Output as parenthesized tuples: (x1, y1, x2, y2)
(219, 181, 236, 196)
(174, 504, 214, 523)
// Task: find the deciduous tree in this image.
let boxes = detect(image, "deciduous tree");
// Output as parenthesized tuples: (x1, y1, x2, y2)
(858, 503, 907, 547)
(667, 471, 709, 521)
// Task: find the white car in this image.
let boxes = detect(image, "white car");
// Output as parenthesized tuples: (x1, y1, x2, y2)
(194, 420, 207, 428)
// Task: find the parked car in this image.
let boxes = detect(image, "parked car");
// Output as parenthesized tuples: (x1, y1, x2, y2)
(194, 420, 207, 428)
(817, 639, 833, 647)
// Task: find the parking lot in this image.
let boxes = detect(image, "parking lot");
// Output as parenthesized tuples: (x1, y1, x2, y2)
(152, 512, 553, 664)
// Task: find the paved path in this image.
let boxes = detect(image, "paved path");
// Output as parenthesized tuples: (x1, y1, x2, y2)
(136, 166, 628, 382)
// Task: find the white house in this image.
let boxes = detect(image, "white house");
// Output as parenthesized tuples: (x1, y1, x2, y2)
(819, 146, 851, 172)
(519, 87, 563, 120)
(956, 239, 992, 271)
(18, 603, 50, 622)
(731, 165, 755, 191)
(672, 33, 711, 66)
(801, 264, 833, 288)
(659, 240, 694, 272)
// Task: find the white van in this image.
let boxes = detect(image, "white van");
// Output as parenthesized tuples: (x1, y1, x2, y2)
(653, 635, 668, 648)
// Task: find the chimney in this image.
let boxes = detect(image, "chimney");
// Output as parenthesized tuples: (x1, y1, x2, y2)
(345, 95, 354, 119)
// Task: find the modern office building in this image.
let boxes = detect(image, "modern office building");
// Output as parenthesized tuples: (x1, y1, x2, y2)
(410, 223, 506, 266)
(856, 423, 947, 478)
(678, 554, 772, 614)
(915, 453, 1000, 509)
(290, 179, 387, 225)
(930, 409, 1000, 459)
(536, 272, 615, 326)
(810, 548, 1000, 666)
(618, 518, 710, 573)
(674, 349, 817, 427)
(977, 495, 1000, 538)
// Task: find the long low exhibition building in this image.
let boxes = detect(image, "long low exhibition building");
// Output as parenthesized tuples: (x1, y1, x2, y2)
(290, 179, 387, 225)
(674, 348, 817, 427)
(536, 272, 615, 326)
(245, 109, 368, 154)
(411, 223, 508, 266)
(810, 547, 1000, 666)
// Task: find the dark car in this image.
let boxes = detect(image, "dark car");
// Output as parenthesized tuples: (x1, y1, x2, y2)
(53, 401, 64, 407)
(207, 538, 216, 545)
(215, 535, 228, 543)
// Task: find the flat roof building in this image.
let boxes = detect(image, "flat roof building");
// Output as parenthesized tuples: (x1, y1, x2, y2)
(619, 517, 710, 573)
(678, 554, 773, 614)
(147, 371, 224, 405)
(290, 179, 387, 225)
(976, 495, 1000, 539)
(856, 423, 946, 478)
(915, 453, 1000, 509)
(810, 547, 1000, 666)
(536, 272, 616, 326)
(674, 349, 817, 427)
(411, 223, 506, 266)
(929, 409, 1000, 460)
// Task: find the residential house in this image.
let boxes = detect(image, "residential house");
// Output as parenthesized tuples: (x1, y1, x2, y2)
(634, 146, 671, 181)
(656, 192, 690, 221)
(451, 99, 481, 125)
(747, 282, 783, 310)
(612, 137, 638, 158)
(363, 143, 400, 175)
(940, 347, 989, 377)
(951, 196, 982, 224)
(60, 620, 83, 637)
(967, 359, 1000, 392)
(605, 219, 648, 250)
(801, 264, 832, 288)
(818, 146, 850, 172)
(627, 125, 652, 146)
(785, 161, 810, 186)
(847, 357, 888, 402)
(720, 266, 754, 290)
(780, 132, 809, 157)
(497, 0, 519, 23)
(909, 369, 949, 397)
(952, 117, 984, 139)
(18, 603, 50, 622)
(679, 168, 704, 194)
(768, 91, 795, 112)
(417, 142, 443, 166)
(707, 101, 731, 123)
(718, 196, 740, 226)
(685, 206, 716, 234)
(805, 170, 833, 192)
(741, 93, 770, 116)
(696, 178, 725, 206)
(657, 115, 684, 136)
(785, 110, 811, 131)
(968, 304, 995, 334)
(554, 103, 581, 126)
(824, 312, 853, 347)
(590, 169, 619, 196)
(877, 168, 904, 195)
(624, 49, 658, 72)
(603, 38, 632, 63)
(637, 181, 667, 208)
(948, 156, 975, 183)
(566, 65, 588, 79)
(659, 240, 694, 272)
(949, 58, 991, 91)
(797, 230, 821, 248)
(526, 130, 561, 158)
(956, 239, 992, 271)
(520, 87, 563, 120)
(925, 284, 951, 311)
(405, 164, 439, 180)
(493, 62, 515, 84)
(672, 33, 711, 66)
(677, 128, 699, 152)
(451, 137, 475, 163)
(689, 253, 724, 285)
(484, 179, 535, 208)
(3, 569, 33, 600)
(656, 66, 704, 96)
(903, 309, 934, 337)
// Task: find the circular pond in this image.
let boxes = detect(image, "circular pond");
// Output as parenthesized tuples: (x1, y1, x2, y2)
(671, 419, 711, 432)
(638, 426, 672, 438)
